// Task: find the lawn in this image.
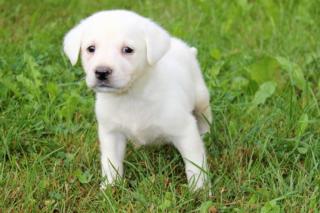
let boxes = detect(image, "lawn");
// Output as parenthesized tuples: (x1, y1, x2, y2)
(0, 0, 319, 212)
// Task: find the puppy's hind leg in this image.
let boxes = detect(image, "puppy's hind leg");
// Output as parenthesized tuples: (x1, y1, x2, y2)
(193, 68, 212, 134)
(172, 115, 209, 191)
(193, 91, 211, 135)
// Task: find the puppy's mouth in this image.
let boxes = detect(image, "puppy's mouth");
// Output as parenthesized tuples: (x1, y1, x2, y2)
(97, 82, 113, 88)
(94, 82, 119, 93)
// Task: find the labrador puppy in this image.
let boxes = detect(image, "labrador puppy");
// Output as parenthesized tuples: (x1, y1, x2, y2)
(63, 10, 212, 191)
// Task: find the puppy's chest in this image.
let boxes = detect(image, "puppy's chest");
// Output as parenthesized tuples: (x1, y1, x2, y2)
(116, 112, 163, 145)
(98, 99, 164, 145)
(125, 125, 162, 145)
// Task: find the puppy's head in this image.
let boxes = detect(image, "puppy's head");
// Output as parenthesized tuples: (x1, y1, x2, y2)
(63, 10, 170, 93)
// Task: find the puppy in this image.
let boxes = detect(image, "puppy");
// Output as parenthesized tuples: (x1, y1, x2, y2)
(63, 10, 212, 191)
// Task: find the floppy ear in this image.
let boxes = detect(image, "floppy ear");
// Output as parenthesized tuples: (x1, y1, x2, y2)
(144, 20, 171, 65)
(63, 23, 84, 66)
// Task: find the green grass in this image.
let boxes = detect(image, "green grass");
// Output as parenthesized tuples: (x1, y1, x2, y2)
(1, 0, 320, 211)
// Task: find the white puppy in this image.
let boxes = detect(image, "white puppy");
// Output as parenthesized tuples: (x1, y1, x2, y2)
(63, 10, 212, 191)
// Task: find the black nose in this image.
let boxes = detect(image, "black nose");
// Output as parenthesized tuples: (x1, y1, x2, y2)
(95, 66, 113, 81)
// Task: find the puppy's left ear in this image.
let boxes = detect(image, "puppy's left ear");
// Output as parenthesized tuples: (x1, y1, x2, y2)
(63, 23, 84, 66)
(144, 20, 171, 65)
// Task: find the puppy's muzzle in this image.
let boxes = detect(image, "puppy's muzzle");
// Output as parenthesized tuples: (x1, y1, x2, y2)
(95, 66, 113, 81)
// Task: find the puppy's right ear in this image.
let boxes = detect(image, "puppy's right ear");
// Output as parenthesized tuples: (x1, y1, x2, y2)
(63, 23, 84, 66)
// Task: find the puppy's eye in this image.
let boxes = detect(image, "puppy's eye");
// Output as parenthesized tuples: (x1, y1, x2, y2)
(87, 45, 95, 53)
(122, 46, 134, 54)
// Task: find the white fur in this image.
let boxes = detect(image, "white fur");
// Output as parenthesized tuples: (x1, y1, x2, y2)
(63, 10, 212, 191)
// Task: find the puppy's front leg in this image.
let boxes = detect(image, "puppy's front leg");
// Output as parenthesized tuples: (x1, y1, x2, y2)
(98, 125, 126, 189)
(172, 118, 209, 191)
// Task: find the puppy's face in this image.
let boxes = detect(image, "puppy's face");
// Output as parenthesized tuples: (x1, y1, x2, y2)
(81, 25, 147, 92)
(63, 10, 171, 93)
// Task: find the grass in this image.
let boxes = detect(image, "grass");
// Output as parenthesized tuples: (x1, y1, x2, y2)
(0, 0, 320, 211)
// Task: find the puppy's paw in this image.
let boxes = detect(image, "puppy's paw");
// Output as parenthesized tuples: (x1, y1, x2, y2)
(99, 179, 114, 191)
(100, 176, 122, 191)
(100, 181, 108, 191)
(187, 170, 212, 195)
